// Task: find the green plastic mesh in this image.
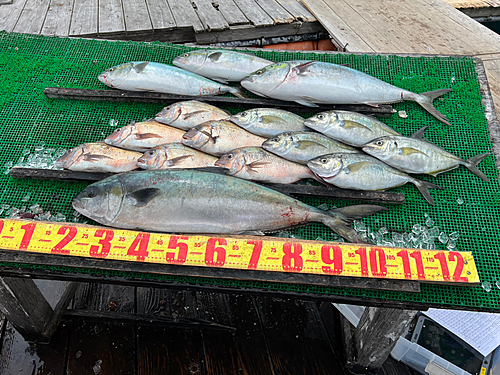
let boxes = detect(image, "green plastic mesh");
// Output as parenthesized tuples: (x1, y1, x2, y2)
(0, 32, 499, 311)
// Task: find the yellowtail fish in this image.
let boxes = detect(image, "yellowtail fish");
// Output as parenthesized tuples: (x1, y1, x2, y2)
(155, 101, 230, 130)
(55, 142, 141, 173)
(104, 120, 185, 152)
(137, 143, 218, 170)
(182, 120, 266, 156)
(229, 108, 308, 137)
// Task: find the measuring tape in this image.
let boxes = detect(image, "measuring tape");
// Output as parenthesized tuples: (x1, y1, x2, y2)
(0, 219, 479, 284)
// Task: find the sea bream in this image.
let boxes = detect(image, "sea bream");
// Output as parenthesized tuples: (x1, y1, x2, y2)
(262, 131, 358, 164)
(362, 127, 490, 181)
(105, 120, 185, 152)
(230, 108, 308, 137)
(241, 61, 452, 125)
(137, 143, 218, 170)
(173, 50, 273, 83)
(72, 169, 387, 242)
(98, 61, 245, 98)
(307, 153, 442, 205)
(304, 110, 401, 146)
(55, 142, 141, 173)
(182, 120, 266, 156)
(155, 101, 230, 130)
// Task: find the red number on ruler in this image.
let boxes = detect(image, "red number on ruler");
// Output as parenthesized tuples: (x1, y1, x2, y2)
(369, 248, 387, 277)
(282, 243, 303, 272)
(449, 252, 468, 282)
(396, 250, 412, 278)
(354, 247, 369, 277)
(89, 229, 114, 258)
(52, 226, 78, 254)
(19, 223, 36, 250)
(434, 252, 450, 281)
(127, 233, 150, 261)
(205, 238, 226, 267)
(247, 240, 263, 269)
(321, 244, 342, 275)
(410, 251, 426, 279)
(166, 236, 188, 264)
(0, 220, 4, 236)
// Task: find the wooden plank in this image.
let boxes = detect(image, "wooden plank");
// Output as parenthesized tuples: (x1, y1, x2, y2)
(68, 0, 98, 36)
(299, 0, 374, 52)
(73, 283, 135, 313)
(0, 0, 28, 32)
(13, 0, 50, 34)
(122, 0, 153, 33)
(190, 0, 229, 31)
(232, 0, 274, 26)
(213, 0, 249, 25)
(255, 0, 295, 23)
(145, 0, 176, 30)
(98, 0, 126, 35)
(41, 0, 74, 37)
(275, 0, 316, 22)
(167, 0, 204, 31)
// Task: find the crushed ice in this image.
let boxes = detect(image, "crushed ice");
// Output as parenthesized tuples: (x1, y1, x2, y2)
(14, 145, 66, 170)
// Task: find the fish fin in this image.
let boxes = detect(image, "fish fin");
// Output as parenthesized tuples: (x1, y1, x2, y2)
(183, 110, 207, 120)
(135, 133, 163, 140)
(167, 155, 193, 166)
(412, 179, 443, 206)
(295, 98, 318, 107)
(125, 188, 161, 207)
(331, 205, 388, 221)
(411, 125, 429, 139)
(246, 161, 270, 173)
(82, 154, 113, 162)
(464, 152, 490, 181)
(400, 147, 428, 157)
(343, 121, 373, 132)
(345, 161, 372, 174)
(191, 166, 229, 174)
(133, 62, 150, 73)
(340, 63, 350, 67)
(294, 61, 319, 75)
(208, 52, 223, 62)
(230, 87, 248, 99)
(137, 88, 156, 91)
(199, 130, 217, 143)
(415, 89, 452, 125)
(240, 230, 265, 236)
(295, 140, 327, 150)
(213, 78, 229, 84)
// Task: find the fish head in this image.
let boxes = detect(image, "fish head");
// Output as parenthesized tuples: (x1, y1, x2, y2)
(155, 103, 183, 124)
(137, 146, 166, 169)
(240, 62, 292, 95)
(214, 149, 245, 174)
(362, 137, 397, 159)
(54, 144, 86, 169)
(104, 124, 135, 147)
(72, 180, 124, 224)
(262, 132, 293, 154)
(307, 154, 343, 179)
(229, 109, 259, 128)
(172, 50, 207, 72)
(181, 123, 213, 149)
(304, 111, 338, 132)
(98, 62, 134, 88)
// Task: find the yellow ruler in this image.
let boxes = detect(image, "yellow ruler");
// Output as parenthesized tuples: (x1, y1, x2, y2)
(0, 219, 479, 284)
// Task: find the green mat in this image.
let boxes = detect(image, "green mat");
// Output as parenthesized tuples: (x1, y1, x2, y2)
(0, 32, 498, 311)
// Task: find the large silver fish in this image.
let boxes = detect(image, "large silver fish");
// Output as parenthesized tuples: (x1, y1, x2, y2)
(181, 120, 266, 156)
(230, 108, 308, 137)
(241, 61, 452, 125)
(215, 146, 318, 184)
(104, 120, 185, 152)
(98, 61, 245, 98)
(304, 110, 401, 146)
(137, 143, 218, 170)
(307, 153, 442, 205)
(173, 50, 273, 83)
(262, 131, 358, 164)
(72, 169, 387, 242)
(362, 127, 489, 181)
(155, 101, 230, 130)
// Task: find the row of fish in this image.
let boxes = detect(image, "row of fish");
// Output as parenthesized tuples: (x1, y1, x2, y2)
(99, 49, 452, 125)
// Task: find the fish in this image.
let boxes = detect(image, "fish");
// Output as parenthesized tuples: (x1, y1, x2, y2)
(262, 131, 358, 164)
(240, 60, 452, 125)
(362, 126, 490, 181)
(55, 142, 141, 173)
(229, 108, 308, 137)
(172, 50, 273, 83)
(307, 153, 442, 205)
(215, 146, 318, 184)
(181, 120, 266, 156)
(98, 61, 246, 98)
(72, 169, 387, 243)
(304, 110, 401, 146)
(155, 101, 230, 130)
(104, 120, 185, 152)
(137, 143, 218, 170)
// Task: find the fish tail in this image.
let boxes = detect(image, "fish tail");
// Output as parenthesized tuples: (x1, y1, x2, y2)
(412, 179, 443, 206)
(464, 152, 490, 181)
(230, 86, 248, 99)
(322, 205, 388, 243)
(415, 89, 452, 126)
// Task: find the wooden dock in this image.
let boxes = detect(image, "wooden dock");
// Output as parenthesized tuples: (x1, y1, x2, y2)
(0, 0, 326, 44)
(443, 0, 500, 20)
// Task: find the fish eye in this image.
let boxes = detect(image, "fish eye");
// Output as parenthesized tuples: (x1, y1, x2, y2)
(227, 154, 233, 159)
(87, 190, 96, 198)
(147, 150, 155, 155)
(270, 137, 279, 142)
(109, 68, 114, 72)
(320, 158, 328, 163)
(317, 114, 324, 119)
(255, 70, 264, 75)
(376, 140, 384, 146)
(240, 112, 247, 116)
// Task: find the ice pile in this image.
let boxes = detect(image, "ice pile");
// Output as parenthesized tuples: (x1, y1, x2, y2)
(11, 143, 67, 170)
(0, 202, 87, 224)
